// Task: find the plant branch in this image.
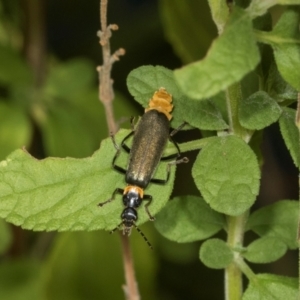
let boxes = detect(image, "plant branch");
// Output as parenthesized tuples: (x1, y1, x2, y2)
(120, 234, 140, 300)
(98, 2, 138, 299)
(225, 211, 249, 300)
(97, 0, 125, 134)
(22, 0, 46, 87)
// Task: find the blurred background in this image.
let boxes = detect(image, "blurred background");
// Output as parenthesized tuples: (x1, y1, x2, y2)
(0, 0, 297, 299)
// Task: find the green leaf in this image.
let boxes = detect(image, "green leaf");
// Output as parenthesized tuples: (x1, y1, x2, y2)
(238, 91, 282, 130)
(174, 7, 260, 99)
(208, 0, 229, 33)
(279, 107, 300, 168)
(127, 65, 229, 130)
(199, 238, 233, 269)
(192, 135, 260, 215)
(0, 129, 176, 231)
(177, 97, 229, 130)
(266, 62, 298, 103)
(0, 45, 33, 85)
(265, 7, 300, 90)
(44, 58, 95, 100)
(247, 0, 300, 18)
(243, 236, 287, 263)
(127, 65, 186, 128)
(0, 103, 32, 160)
(246, 200, 298, 249)
(243, 274, 298, 300)
(0, 259, 43, 300)
(155, 196, 225, 243)
(0, 218, 12, 254)
(159, 0, 217, 63)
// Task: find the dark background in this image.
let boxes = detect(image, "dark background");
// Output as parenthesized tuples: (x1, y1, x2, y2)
(0, 0, 298, 299)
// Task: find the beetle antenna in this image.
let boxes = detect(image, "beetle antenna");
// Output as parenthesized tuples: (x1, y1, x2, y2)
(133, 223, 153, 250)
(110, 223, 152, 250)
(110, 222, 123, 234)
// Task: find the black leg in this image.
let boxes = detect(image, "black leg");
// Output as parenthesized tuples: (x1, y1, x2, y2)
(121, 131, 134, 153)
(161, 122, 187, 161)
(143, 194, 155, 221)
(111, 140, 127, 174)
(120, 117, 136, 153)
(150, 156, 189, 184)
(98, 188, 124, 207)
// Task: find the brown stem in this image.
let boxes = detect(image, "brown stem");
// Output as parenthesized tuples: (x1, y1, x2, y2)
(97, 0, 125, 134)
(120, 234, 140, 300)
(22, 0, 46, 87)
(98, 1, 137, 299)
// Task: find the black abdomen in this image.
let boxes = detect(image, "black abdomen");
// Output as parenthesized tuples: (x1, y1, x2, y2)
(126, 110, 169, 188)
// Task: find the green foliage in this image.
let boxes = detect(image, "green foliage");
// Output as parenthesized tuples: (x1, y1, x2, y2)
(174, 7, 260, 99)
(199, 238, 233, 269)
(159, 0, 217, 63)
(0, 1, 299, 300)
(256, 7, 300, 90)
(279, 107, 300, 168)
(238, 91, 282, 130)
(0, 129, 176, 231)
(243, 274, 298, 300)
(192, 135, 260, 215)
(243, 237, 287, 263)
(246, 200, 298, 249)
(155, 196, 225, 242)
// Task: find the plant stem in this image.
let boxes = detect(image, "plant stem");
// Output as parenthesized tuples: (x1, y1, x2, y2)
(225, 212, 249, 300)
(22, 0, 46, 87)
(120, 234, 140, 300)
(98, 2, 138, 299)
(97, 0, 125, 134)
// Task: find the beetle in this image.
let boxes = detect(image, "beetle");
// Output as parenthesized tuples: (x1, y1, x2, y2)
(98, 88, 188, 245)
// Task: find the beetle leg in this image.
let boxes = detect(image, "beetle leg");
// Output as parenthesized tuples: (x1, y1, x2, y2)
(143, 194, 155, 221)
(98, 188, 124, 207)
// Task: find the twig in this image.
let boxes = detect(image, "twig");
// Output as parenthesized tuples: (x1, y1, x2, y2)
(98, 2, 139, 300)
(97, 0, 125, 134)
(22, 0, 46, 87)
(121, 234, 140, 300)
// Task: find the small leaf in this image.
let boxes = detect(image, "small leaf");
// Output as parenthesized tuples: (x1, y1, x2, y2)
(267, 7, 300, 90)
(0, 103, 32, 160)
(155, 196, 225, 243)
(199, 238, 233, 269)
(0, 129, 176, 231)
(174, 7, 260, 99)
(246, 200, 298, 249)
(127, 65, 186, 127)
(266, 62, 298, 103)
(192, 135, 260, 216)
(247, 0, 300, 18)
(159, 0, 217, 63)
(238, 91, 282, 130)
(243, 236, 287, 263)
(208, 0, 230, 33)
(177, 97, 229, 130)
(279, 107, 300, 168)
(243, 274, 298, 300)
